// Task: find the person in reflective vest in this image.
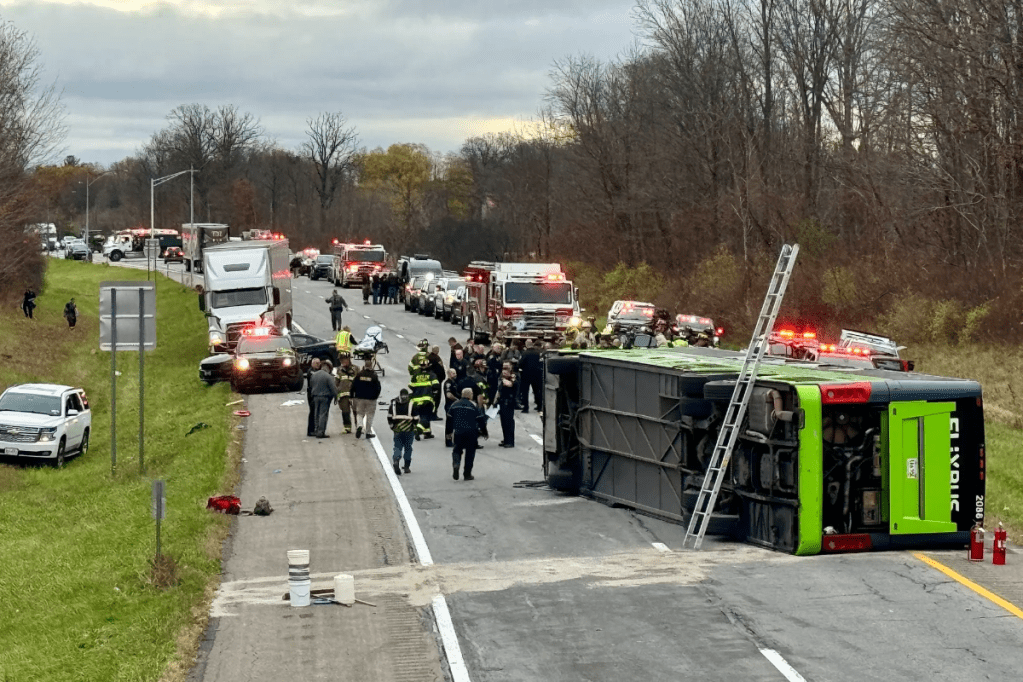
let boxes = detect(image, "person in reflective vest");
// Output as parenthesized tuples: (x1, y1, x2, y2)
(335, 326, 353, 354)
(387, 389, 416, 475)
(408, 359, 439, 439)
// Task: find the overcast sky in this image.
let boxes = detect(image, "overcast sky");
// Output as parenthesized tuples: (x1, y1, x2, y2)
(0, 0, 640, 166)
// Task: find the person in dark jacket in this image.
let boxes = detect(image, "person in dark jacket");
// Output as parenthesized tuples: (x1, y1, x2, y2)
(350, 362, 382, 438)
(309, 359, 338, 438)
(442, 368, 461, 447)
(305, 358, 322, 437)
(496, 362, 518, 447)
(517, 340, 544, 413)
(449, 347, 469, 378)
(325, 289, 349, 331)
(427, 345, 445, 419)
(447, 337, 463, 366)
(22, 289, 36, 318)
(387, 389, 416, 474)
(448, 388, 488, 480)
(484, 343, 504, 404)
(361, 279, 371, 304)
(63, 298, 79, 329)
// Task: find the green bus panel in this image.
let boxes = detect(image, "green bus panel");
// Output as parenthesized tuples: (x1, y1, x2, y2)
(795, 385, 823, 555)
(886, 401, 957, 535)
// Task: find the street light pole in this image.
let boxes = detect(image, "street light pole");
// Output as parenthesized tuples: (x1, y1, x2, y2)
(149, 168, 197, 280)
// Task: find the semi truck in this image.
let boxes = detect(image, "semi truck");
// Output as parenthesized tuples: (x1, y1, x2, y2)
(199, 239, 293, 353)
(463, 261, 581, 344)
(331, 241, 388, 287)
(182, 223, 230, 273)
(102, 228, 181, 262)
(542, 346, 985, 555)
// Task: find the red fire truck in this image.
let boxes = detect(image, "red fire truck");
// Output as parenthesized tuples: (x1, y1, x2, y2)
(331, 240, 387, 287)
(463, 262, 581, 344)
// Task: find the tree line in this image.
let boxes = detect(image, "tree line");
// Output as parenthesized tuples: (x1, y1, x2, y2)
(7, 3, 1023, 342)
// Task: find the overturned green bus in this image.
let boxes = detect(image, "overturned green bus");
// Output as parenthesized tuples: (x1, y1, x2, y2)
(542, 347, 985, 555)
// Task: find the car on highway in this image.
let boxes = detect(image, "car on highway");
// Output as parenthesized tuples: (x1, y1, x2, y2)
(199, 328, 337, 390)
(0, 384, 91, 467)
(309, 254, 334, 281)
(289, 331, 340, 370)
(606, 300, 656, 332)
(405, 274, 435, 313)
(432, 278, 464, 321)
(228, 328, 303, 393)
(64, 240, 90, 261)
(163, 245, 185, 264)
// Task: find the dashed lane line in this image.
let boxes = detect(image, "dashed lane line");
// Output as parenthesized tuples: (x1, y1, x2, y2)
(652, 542, 671, 553)
(530, 434, 543, 445)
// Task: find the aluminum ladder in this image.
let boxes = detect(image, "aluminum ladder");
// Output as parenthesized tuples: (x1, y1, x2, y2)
(682, 243, 800, 550)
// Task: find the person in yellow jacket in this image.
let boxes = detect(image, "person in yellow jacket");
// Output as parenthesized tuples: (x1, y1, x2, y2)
(335, 326, 353, 353)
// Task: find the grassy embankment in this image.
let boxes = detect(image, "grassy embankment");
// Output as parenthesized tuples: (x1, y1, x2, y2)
(0, 259, 238, 682)
(912, 344, 1023, 541)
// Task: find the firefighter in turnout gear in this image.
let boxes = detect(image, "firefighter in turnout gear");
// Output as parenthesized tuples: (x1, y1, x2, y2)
(333, 352, 358, 433)
(409, 358, 439, 439)
(408, 338, 431, 376)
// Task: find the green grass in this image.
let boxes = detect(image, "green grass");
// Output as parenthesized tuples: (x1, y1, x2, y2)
(0, 259, 236, 682)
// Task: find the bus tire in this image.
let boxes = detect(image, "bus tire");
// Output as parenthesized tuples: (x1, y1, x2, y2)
(545, 356, 579, 376)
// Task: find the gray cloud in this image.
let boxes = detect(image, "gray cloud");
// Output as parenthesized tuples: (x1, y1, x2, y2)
(0, 0, 639, 164)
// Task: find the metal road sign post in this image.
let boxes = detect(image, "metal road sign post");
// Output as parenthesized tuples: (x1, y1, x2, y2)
(99, 281, 157, 475)
(152, 479, 166, 558)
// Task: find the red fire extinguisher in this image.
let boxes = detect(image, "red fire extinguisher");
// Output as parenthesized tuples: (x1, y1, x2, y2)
(969, 522, 985, 562)
(993, 523, 1007, 566)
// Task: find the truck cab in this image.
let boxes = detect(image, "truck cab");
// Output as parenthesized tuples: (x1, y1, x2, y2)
(200, 240, 293, 353)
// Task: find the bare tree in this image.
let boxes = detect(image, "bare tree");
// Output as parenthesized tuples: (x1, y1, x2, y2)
(302, 112, 358, 231)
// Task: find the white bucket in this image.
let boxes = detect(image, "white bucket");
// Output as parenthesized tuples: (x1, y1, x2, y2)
(287, 549, 311, 608)
(334, 573, 355, 605)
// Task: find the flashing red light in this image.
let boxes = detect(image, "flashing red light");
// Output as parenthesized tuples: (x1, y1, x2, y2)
(546, 273, 565, 281)
(502, 307, 523, 318)
(364, 239, 371, 245)
(803, 331, 816, 340)
(332, 238, 339, 245)
(242, 326, 273, 337)
(778, 329, 795, 339)
(821, 533, 873, 553)
(820, 381, 872, 404)
(348, 264, 359, 271)
(644, 309, 654, 316)
(715, 327, 724, 336)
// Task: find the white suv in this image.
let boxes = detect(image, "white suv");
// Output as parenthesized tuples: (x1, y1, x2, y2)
(0, 384, 92, 467)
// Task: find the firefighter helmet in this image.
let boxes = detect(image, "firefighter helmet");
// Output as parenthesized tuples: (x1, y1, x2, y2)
(417, 338, 429, 350)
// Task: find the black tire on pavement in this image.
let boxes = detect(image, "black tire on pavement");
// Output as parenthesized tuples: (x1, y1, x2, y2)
(109, 251, 122, 262)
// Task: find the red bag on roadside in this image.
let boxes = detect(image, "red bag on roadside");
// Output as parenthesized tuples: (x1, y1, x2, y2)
(206, 495, 241, 515)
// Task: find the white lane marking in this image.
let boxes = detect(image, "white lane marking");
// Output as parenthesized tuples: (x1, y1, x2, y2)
(363, 315, 370, 319)
(530, 434, 543, 445)
(368, 432, 472, 682)
(652, 542, 671, 553)
(760, 649, 807, 682)
(512, 498, 581, 507)
(293, 321, 307, 334)
(380, 324, 387, 329)
(367, 436, 433, 566)
(432, 595, 472, 682)
(395, 334, 404, 339)
(304, 291, 311, 294)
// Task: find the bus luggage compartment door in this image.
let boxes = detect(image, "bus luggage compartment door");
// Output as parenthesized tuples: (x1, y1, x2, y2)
(886, 401, 957, 535)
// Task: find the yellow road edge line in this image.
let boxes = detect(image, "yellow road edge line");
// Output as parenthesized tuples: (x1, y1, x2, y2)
(913, 552, 1023, 620)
